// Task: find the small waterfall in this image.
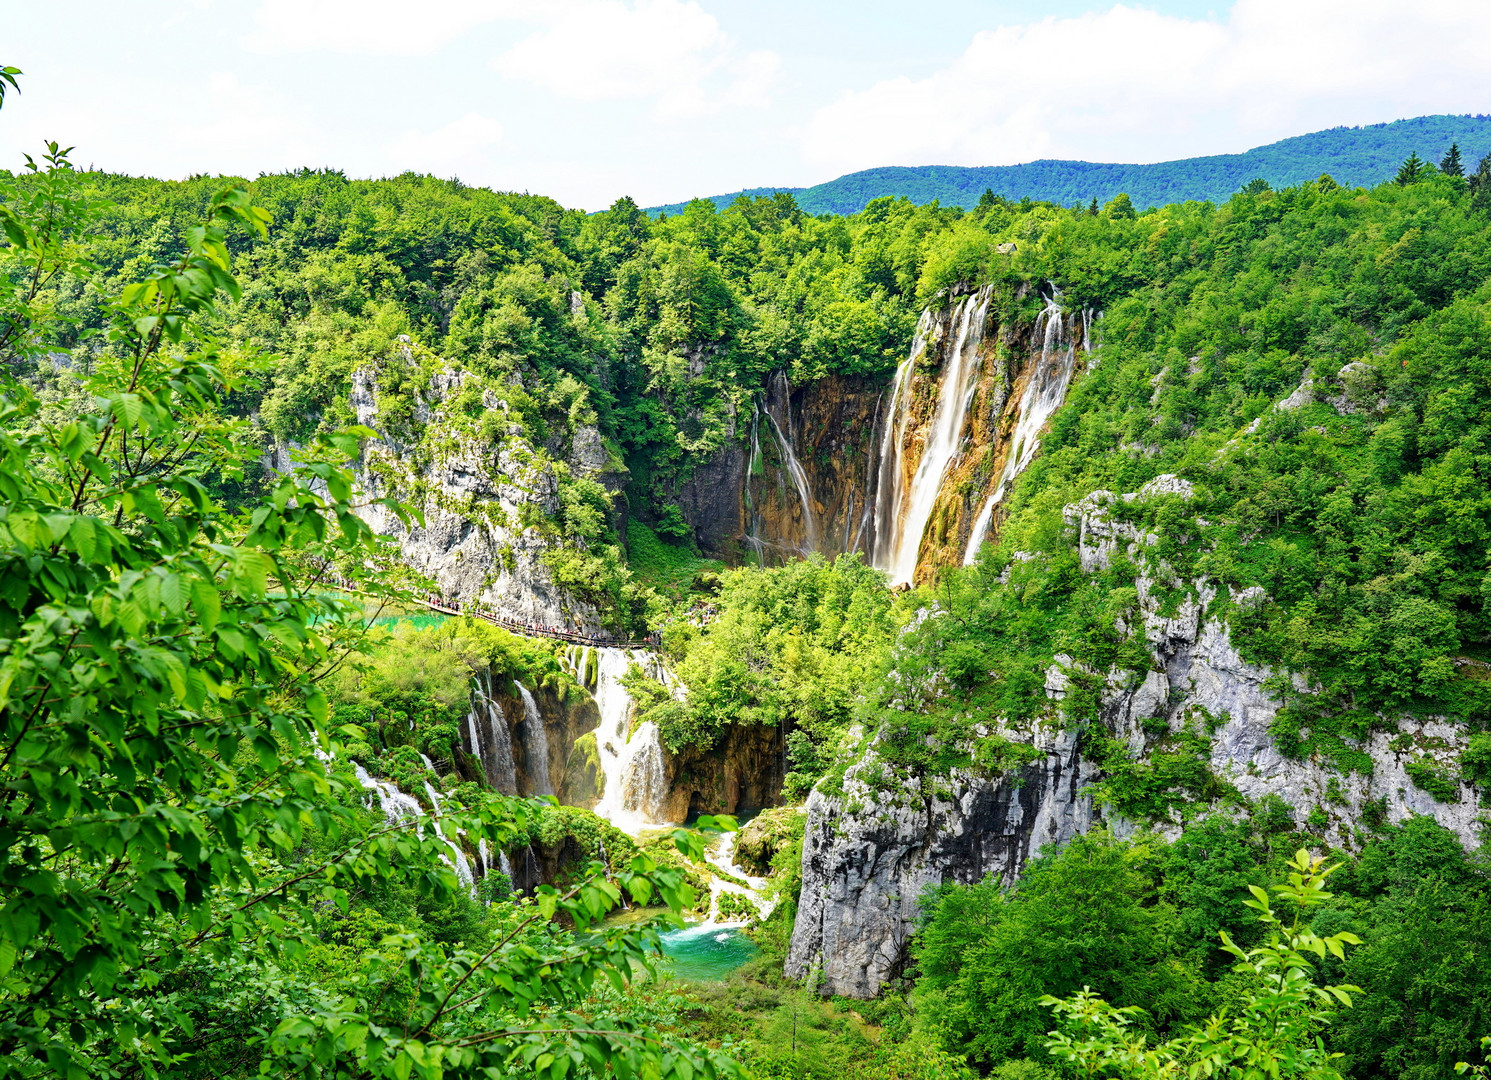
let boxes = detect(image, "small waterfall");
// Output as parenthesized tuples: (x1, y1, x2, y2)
(468, 672, 518, 795)
(703, 828, 774, 926)
(423, 779, 476, 887)
(872, 285, 996, 586)
(764, 372, 817, 552)
(588, 647, 677, 835)
(744, 374, 818, 561)
(743, 411, 767, 562)
(517, 683, 554, 797)
(762, 409, 817, 553)
(353, 763, 422, 823)
(963, 286, 1087, 565)
(353, 763, 475, 890)
(850, 391, 884, 555)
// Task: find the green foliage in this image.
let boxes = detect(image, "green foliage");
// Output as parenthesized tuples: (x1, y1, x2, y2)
(1041, 848, 1363, 1080)
(911, 832, 1195, 1065)
(640, 555, 893, 783)
(0, 116, 740, 1080)
(909, 818, 1491, 1080)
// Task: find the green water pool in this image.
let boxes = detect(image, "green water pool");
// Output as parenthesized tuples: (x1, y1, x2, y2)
(657, 923, 759, 981)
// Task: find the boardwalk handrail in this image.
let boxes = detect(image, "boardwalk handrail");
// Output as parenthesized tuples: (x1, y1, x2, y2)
(328, 576, 660, 649)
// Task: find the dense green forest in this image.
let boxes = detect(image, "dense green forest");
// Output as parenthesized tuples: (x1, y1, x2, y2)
(652, 114, 1491, 215)
(4, 58, 1491, 1080)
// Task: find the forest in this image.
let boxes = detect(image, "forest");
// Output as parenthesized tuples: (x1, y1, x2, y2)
(2, 57, 1491, 1080)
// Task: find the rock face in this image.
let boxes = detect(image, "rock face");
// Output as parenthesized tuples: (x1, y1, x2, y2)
(787, 473, 1486, 997)
(672, 374, 885, 564)
(659, 721, 786, 821)
(296, 353, 611, 631)
(786, 726, 1099, 997)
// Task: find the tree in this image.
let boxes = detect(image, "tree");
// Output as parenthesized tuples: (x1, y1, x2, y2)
(1468, 153, 1491, 211)
(911, 832, 1189, 1065)
(1395, 152, 1426, 186)
(0, 74, 741, 1080)
(1104, 193, 1137, 220)
(1088, 198, 1099, 216)
(1041, 849, 1363, 1080)
(1441, 143, 1464, 177)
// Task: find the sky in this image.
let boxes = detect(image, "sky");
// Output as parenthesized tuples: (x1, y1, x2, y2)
(4, 0, 1491, 211)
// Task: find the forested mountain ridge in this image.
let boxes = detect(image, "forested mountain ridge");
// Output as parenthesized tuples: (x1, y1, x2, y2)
(650, 113, 1491, 215)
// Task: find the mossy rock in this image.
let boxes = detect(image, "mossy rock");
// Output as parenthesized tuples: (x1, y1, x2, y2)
(735, 807, 806, 876)
(565, 731, 603, 805)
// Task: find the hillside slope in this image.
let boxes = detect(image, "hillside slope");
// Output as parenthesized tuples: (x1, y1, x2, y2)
(651, 114, 1491, 215)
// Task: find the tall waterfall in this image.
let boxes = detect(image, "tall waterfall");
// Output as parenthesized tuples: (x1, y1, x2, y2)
(963, 286, 1086, 564)
(872, 285, 996, 586)
(587, 647, 677, 835)
(517, 683, 553, 797)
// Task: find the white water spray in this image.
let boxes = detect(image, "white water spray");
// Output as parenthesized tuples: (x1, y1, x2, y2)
(872, 285, 995, 586)
(517, 683, 553, 797)
(587, 648, 676, 835)
(963, 286, 1086, 564)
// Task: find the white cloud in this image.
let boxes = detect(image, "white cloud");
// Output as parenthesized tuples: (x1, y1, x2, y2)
(798, 0, 1491, 173)
(246, 0, 527, 56)
(386, 112, 505, 180)
(494, 0, 781, 119)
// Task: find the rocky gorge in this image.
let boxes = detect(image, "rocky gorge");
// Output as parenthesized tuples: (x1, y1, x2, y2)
(332, 284, 1487, 1002)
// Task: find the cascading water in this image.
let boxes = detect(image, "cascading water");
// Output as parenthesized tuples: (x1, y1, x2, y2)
(468, 672, 518, 795)
(353, 763, 422, 823)
(588, 647, 676, 835)
(703, 828, 774, 925)
(422, 778, 476, 887)
(872, 285, 995, 587)
(517, 684, 554, 797)
(744, 373, 819, 561)
(963, 286, 1087, 564)
(353, 763, 476, 891)
(763, 410, 817, 553)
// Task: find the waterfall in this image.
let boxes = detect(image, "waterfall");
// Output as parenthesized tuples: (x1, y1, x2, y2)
(353, 763, 422, 823)
(744, 373, 818, 561)
(963, 286, 1086, 565)
(423, 779, 476, 887)
(763, 409, 817, 553)
(588, 647, 677, 835)
(850, 391, 884, 555)
(703, 828, 774, 926)
(353, 763, 476, 890)
(743, 410, 767, 562)
(468, 672, 518, 795)
(872, 285, 995, 587)
(517, 683, 553, 797)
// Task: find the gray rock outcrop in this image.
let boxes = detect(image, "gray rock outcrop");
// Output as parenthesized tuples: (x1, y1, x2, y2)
(787, 474, 1484, 997)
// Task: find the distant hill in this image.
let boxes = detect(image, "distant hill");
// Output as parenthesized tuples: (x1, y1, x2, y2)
(649, 115, 1491, 217)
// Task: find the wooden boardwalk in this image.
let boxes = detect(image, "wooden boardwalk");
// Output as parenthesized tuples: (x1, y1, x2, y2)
(334, 577, 659, 649)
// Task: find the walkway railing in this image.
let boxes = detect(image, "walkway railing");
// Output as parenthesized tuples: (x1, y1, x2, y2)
(328, 576, 660, 649)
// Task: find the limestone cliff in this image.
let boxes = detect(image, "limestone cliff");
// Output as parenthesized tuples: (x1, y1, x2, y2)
(787, 474, 1485, 997)
(271, 345, 623, 631)
(673, 373, 885, 565)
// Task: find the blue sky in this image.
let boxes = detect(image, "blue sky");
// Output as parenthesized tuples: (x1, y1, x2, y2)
(4, 1, 1487, 210)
